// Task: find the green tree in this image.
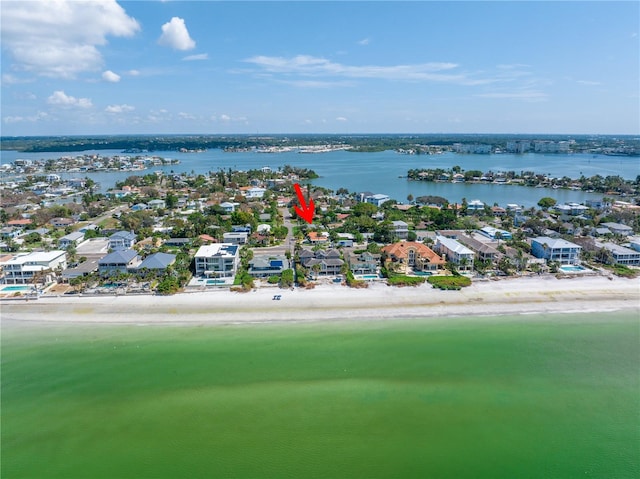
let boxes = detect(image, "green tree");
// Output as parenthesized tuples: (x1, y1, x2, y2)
(537, 197, 557, 209)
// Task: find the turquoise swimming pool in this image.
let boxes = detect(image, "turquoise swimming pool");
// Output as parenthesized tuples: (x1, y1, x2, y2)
(560, 265, 587, 273)
(0, 285, 32, 292)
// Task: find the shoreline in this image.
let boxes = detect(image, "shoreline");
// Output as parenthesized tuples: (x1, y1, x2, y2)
(2, 275, 638, 328)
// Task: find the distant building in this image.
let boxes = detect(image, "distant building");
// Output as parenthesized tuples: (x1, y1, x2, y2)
(363, 193, 391, 207)
(391, 220, 409, 240)
(223, 232, 249, 245)
(506, 140, 531, 154)
(479, 226, 512, 240)
(595, 242, 640, 266)
(600, 222, 633, 236)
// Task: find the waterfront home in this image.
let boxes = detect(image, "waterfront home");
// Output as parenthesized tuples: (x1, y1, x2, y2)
(600, 222, 634, 236)
(595, 242, 640, 266)
(434, 235, 475, 271)
(555, 203, 589, 217)
(466, 199, 485, 213)
(299, 248, 343, 276)
(346, 251, 381, 275)
(136, 252, 176, 272)
(194, 243, 240, 279)
(381, 241, 445, 274)
(248, 255, 290, 278)
(1, 250, 67, 284)
(629, 237, 640, 253)
(109, 231, 137, 251)
(58, 231, 85, 250)
(363, 193, 391, 207)
(530, 237, 582, 265)
(392, 221, 409, 240)
(98, 249, 141, 276)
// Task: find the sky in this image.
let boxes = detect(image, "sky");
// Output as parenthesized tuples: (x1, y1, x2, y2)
(1, 1, 638, 136)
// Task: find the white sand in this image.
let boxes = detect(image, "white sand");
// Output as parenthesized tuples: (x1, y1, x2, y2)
(2, 275, 639, 327)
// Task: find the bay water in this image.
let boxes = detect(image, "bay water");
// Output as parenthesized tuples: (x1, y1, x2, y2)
(2, 148, 638, 207)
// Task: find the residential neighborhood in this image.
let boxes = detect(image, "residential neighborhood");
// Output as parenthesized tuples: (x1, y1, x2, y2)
(1, 161, 639, 298)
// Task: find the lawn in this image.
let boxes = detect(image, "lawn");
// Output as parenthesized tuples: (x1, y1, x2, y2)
(2, 313, 639, 478)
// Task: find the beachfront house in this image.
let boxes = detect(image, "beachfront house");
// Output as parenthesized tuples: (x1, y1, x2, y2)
(381, 241, 445, 275)
(299, 248, 344, 277)
(136, 252, 176, 273)
(530, 237, 582, 265)
(248, 255, 290, 278)
(98, 249, 141, 276)
(0, 250, 67, 284)
(194, 243, 240, 279)
(595, 242, 640, 266)
(346, 251, 381, 276)
(434, 235, 475, 272)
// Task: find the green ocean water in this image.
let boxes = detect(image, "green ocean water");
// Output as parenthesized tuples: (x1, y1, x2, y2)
(2, 312, 639, 478)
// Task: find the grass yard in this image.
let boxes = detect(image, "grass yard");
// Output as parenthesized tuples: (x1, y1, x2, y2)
(2, 313, 639, 478)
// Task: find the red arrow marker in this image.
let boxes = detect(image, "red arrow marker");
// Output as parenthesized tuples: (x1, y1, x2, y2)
(293, 183, 315, 224)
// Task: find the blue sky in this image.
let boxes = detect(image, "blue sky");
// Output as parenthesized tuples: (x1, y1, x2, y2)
(1, 1, 638, 136)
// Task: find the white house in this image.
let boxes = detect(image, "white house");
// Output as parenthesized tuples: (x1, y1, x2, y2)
(435, 235, 475, 271)
(194, 243, 240, 278)
(364, 193, 390, 207)
(219, 202, 236, 213)
(245, 187, 266, 199)
(1, 250, 67, 284)
(466, 199, 485, 212)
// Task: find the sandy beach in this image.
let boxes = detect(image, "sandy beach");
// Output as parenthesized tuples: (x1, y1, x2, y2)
(1, 275, 639, 326)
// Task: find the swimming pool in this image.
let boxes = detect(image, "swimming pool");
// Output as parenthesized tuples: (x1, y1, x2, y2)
(559, 265, 587, 273)
(0, 285, 32, 292)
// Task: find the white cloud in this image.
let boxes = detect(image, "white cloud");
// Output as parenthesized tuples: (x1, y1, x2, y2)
(102, 70, 121, 82)
(47, 90, 93, 108)
(336, 117, 348, 122)
(158, 17, 196, 51)
(576, 80, 601, 86)
(357, 38, 371, 46)
(3, 111, 48, 123)
(1, 0, 140, 78)
(183, 53, 208, 61)
(475, 91, 548, 102)
(126, 69, 141, 76)
(242, 55, 486, 84)
(105, 104, 134, 113)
